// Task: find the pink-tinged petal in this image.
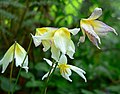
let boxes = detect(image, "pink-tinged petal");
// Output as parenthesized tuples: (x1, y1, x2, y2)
(92, 20, 118, 35)
(80, 35, 85, 42)
(81, 22, 101, 45)
(86, 30, 100, 49)
(88, 8, 102, 20)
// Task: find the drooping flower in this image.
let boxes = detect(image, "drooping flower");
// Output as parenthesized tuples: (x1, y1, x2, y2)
(42, 54, 86, 82)
(31, 27, 60, 61)
(54, 27, 80, 59)
(80, 8, 118, 49)
(0, 42, 28, 73)
(32, 27, 80, 61)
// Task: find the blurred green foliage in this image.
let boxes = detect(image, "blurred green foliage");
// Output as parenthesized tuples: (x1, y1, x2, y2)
(0, 0, 120, 94)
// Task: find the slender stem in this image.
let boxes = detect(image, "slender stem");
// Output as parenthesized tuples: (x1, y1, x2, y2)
(42, 62, 58, 94)
(12, 37, 32, 94)
(8, 42, 16, 94)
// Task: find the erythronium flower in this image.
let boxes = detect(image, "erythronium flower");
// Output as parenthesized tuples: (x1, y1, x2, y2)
(42, 54, 86, 82)
(80, 8, 118, 49)
(31, 27, 60, 61)
(54, 27, 80, 59)
(0, 42, 28, 73)
(32, 27, 80, 61)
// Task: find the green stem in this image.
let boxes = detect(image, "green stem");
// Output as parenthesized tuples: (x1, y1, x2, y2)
(42, 62, 58, 94)
(8, 42, 16, 94)
(12, 37, 32, 94)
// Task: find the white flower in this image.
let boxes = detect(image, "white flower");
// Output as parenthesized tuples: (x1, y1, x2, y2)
(0, 42, 28, 73)
(54, 27, 80, 59)
(32, 27, 80, 61)
(80, 8, 118, 49)
(42, 54, 86, 82)
(31, 27, 60, 61)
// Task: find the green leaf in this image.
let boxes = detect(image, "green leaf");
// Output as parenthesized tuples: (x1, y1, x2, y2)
(26, 80, 43, 88)
(107, 85, 120, 93)
(0, 76, 20, 92)
(81, 89, 94, 94)
(20, 71, 35, 80)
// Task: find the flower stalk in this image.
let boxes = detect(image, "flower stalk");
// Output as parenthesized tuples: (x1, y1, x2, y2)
(9, 42, 16, 94)
(42, 61, 58, 94)
(12, 37, 32, 94)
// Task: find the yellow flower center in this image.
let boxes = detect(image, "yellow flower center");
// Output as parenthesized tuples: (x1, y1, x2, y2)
(56, 28, 71, 39)
(36, 28, 48, 36)
(58, 63, 70, 74)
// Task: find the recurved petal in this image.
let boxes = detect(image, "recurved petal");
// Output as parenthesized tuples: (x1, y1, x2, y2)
(51, 43, 60, 61)
(86, 31, 100, 49)
(68, 28, 80, 35)
(88, 8, 102, 20)
(60, 68, 72, 82)
(69, 65, 87, 82)
(42, 68, 54, 80)
(31, 34, 42, 47)
(43, 58, 53, 66)
(0, 44, 14, 73)
(81, 22, 101, 48)
(59, 54, 67, 64)
(92, 20, 118, 35)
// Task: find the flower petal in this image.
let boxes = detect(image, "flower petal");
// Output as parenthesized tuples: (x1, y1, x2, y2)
(59, 54, 67, 64)
(88, 8, 102, 20)
(42, 68, 54, 80)
(54, 28, 70, 54)
(81, 22, 101, 48)
(31, 34, 42, 47)
(69, 65, 87, 82)
(51, 43, 60, 61)
(79, 36, 85, 43)
(40, 30, 55, 40)
(0, 44, 14, 73)
(66, 40, 75, 59)
(42, 40, 51, 52)
(68, 28, 80, 35)
(92, 20, 118, 35)
(43, 58, 53, 66)
(15, 43, 28, 72)
(86, 31, 101, 49)
(60, 68, 72, 82)
(22, 56, 29, 72)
